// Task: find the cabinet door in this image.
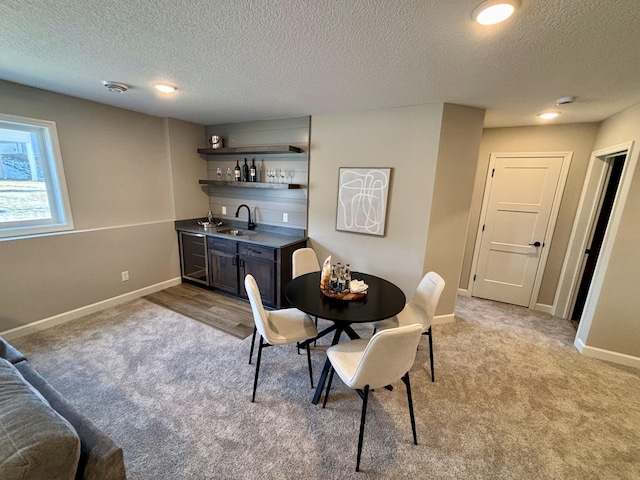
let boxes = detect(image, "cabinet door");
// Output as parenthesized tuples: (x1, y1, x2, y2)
(179, 232, 208, 285)
(241, 257, 276, 307)
(208, 238, 239, 294)
(239, 243, 276, 307)
(209, 251, 239, 294)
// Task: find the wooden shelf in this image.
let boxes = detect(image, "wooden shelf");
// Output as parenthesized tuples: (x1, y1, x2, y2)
(199, 180, 301, 189)
(197, 145, 304, 155)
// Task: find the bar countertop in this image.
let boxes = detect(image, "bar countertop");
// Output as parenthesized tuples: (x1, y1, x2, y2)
(175, 219, 307, 249)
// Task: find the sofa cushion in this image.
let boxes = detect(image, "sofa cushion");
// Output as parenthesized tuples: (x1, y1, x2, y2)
(0, 357, 81, 480)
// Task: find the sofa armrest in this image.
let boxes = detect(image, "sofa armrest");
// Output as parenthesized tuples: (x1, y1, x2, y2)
(14, 361, 127, 480)
(0, 336, 27, 364)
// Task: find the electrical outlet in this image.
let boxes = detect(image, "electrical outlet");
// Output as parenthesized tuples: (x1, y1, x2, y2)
(222, 206, 227, 215)
(121, 271, 129, 282)
(283, 213, 288, 223)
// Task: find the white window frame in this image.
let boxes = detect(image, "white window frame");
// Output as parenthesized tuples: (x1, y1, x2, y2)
(0, 113, 74, 238)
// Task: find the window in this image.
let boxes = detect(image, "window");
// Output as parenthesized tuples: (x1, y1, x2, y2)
(0, 114, 74, 238)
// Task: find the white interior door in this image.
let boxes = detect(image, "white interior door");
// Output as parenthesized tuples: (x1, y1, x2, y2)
(472, 153, 571, 307)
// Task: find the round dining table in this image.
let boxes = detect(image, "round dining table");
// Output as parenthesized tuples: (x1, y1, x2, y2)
(285, 271, 406, 404)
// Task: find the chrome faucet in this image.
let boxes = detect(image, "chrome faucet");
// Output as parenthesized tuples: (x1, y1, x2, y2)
(235, 204, 256, 230)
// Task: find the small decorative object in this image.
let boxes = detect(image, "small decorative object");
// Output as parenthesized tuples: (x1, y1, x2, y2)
(336, 168, 391, 236)
(319, 256, 366, 300)
(209, 135, 224, 149)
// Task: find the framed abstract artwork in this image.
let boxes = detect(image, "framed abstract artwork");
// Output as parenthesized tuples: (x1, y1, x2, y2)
(336, 167, 391, 236)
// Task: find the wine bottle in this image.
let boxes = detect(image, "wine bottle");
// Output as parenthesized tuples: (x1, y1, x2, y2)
(234, 160, 241, 181)
(242, 158, 249, 182)
(250, 158, 257, 182)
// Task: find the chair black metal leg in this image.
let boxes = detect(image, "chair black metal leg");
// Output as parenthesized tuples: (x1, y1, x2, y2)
(402, 373, 418, 445)
(251, 337, 264, 402)
(322, 366, 335, 408)
(306, 344, 314, 388)
(426, 326, 434, 382)
(249, 326, 257, 364)
(314, 316, 318, 347)
(356, 385, 370, 472)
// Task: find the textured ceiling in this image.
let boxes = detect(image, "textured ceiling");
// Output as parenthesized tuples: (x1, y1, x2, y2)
(1, 0, 639, 127)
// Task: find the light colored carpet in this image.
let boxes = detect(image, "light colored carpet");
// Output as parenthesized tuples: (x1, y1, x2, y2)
(11, 295, 640, 479)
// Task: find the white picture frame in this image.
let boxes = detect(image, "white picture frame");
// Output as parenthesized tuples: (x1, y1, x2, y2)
(336, 167, 391, 236)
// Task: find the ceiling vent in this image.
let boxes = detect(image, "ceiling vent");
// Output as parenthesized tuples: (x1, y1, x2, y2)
(102, 81, 129, 93)
(556, 96, 577, 105)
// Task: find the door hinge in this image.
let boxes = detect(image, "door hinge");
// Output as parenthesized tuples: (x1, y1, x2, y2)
(491, 168, 495, 177)
(482, 224, 485, 232)
(473, 274, 476, 281)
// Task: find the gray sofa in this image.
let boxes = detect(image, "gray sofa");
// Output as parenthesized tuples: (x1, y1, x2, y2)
(0, 336, 126, 480)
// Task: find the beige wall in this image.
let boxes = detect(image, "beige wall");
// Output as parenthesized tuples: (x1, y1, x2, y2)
(424, 104, 485, 315)
(582, 103, 640, 357)
(308, 104, 444, 298)
(0, 80, 186, 331)
(460, 123, 599, 305)
(167, 118, 208, 220)
(308, 103, 484, 316)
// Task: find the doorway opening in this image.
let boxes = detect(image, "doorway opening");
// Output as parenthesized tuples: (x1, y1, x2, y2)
(570, 154, 626, 323)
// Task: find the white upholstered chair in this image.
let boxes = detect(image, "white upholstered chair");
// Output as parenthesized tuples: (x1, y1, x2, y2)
(245, 274, 318, 402)
(373, 271, 445, 382)
(248, 247, 321, 363)
(292, 247, 321, 348)
(322, 324, 423, 472)
(292, 247, 321, 277)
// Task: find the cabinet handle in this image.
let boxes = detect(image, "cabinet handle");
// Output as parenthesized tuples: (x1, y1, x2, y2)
(232, 258, 237, 266)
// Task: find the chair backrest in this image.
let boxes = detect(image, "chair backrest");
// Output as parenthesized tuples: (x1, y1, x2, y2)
(410, 271, 445, 327)
(349, 324, 423, 390)
(292, 248, 320, 278)
(244, 274, 271, 342)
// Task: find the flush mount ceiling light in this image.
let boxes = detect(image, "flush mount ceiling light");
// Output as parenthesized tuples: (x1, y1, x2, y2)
(102, 81, 129, 93)
(538, 111, 560, 120)
(155, 84, 177, 93)
(472, 0, 520, 25)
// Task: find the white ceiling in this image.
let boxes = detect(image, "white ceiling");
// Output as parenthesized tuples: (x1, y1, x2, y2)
(1, 0, 639, 128)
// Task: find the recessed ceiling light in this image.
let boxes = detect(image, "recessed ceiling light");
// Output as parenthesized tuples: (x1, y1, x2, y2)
(102, 81, 129, 93)
(472, 0, 520, 25)
(538, 112, 561, 120)
(155, 84, 177, 93)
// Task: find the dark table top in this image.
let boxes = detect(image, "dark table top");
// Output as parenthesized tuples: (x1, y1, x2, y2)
(285, 271, 406, 323)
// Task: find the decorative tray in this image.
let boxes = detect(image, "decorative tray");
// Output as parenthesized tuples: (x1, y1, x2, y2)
(320, 288, 367, 301)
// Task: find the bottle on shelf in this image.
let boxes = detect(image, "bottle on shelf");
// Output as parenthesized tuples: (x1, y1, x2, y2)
(234, 160, 241, 181)
(242, 158, 249, 182)
(250, 158, 257, 182)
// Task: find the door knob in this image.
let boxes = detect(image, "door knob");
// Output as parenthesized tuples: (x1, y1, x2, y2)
(529, 241, 541, 247)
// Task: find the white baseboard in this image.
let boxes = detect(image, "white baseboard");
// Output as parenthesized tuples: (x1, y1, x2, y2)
(432, 313, 455, 325)
(534, 303, 553, 314)
(1, 277, 182, 341)
(574, 337, 640, 369)
(457, 288, 471, 297)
